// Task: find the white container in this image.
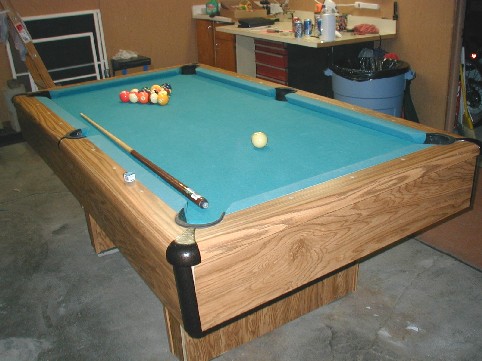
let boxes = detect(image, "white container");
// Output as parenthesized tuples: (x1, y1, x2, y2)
(192, 5, 206, 16)
(321, 13, 336, 42)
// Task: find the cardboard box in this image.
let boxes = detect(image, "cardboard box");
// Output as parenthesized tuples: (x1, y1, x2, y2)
(220, 1, 268, 20)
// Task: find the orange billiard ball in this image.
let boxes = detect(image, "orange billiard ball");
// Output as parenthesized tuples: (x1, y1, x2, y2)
(137, 91, 149, 104)
(150, 84, 162, 93)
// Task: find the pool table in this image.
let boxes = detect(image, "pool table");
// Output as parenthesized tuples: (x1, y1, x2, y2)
(14, 64, 480, 361)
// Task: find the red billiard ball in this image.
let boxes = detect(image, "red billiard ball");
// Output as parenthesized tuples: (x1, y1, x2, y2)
(137, 91, 149, 104)
(119, 90, 129, 102)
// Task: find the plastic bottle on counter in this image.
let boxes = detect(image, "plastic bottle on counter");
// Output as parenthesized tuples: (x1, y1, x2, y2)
(321, 6, 336, 42)
(206, 0, 219, 17)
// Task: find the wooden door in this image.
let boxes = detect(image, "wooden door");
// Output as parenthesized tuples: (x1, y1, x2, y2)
(214, 27, 236, 72)
(196, 20, 215, 66)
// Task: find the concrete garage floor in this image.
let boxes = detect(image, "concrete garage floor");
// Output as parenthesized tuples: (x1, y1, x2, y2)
(1, 142, 481, 361)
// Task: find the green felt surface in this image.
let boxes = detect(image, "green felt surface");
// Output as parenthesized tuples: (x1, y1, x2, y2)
(39, 67, 431, 225)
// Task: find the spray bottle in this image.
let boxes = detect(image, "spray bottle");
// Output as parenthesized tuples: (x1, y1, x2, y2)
(323, 0, 337, 13)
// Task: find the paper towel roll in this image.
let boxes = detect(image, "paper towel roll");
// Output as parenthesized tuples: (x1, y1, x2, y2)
(321, 13, 336, 42)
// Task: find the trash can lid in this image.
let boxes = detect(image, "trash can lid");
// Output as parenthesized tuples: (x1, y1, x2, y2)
(331, 58, 410, 82)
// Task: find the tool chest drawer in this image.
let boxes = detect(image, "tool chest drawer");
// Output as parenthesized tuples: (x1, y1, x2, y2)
(254, 40, 288, 85)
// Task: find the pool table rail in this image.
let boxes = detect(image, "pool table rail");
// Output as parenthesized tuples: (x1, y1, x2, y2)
(14, 94, 188, 324)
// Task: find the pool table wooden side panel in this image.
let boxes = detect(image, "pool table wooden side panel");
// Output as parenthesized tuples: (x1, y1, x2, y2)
(165, 264, 358, 361)
(14, 95, 185, 323)
(194, 142, 479, 330)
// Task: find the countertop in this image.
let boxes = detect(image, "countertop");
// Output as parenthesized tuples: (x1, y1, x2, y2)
(192, 14, 235, 23)
(211, 15, 397, 49)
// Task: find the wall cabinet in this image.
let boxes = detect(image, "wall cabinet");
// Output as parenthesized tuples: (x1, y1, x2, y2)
(196, 20, 236, 72)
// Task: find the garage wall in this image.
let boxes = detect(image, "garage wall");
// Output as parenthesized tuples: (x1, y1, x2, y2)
(382, 0, 460, 130)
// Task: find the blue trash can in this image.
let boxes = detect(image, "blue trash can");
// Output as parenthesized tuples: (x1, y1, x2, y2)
(326, 59, 414, 117)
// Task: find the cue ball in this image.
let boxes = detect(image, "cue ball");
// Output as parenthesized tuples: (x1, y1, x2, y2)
(251, 132, 268, 148)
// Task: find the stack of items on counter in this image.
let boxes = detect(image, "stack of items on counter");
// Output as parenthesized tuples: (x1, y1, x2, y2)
(293, 0, 379, 41)
(292, 3, 339, 41)
(219, 0, 269, 19)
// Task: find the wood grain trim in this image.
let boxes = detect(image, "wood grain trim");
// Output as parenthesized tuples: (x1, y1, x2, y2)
(165, 264, 358, 361)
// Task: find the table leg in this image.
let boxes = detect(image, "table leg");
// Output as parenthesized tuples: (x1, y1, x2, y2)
(164, 264, 358, 361)
(84, 210, 117, 254)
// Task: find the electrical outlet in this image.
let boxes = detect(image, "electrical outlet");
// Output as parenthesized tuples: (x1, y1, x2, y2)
(354, 2, 380, 10)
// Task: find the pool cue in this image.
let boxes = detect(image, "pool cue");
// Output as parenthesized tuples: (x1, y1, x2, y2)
(80, 113, 209, 209)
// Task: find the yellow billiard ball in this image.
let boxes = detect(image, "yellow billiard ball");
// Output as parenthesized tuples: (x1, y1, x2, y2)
(251, 131, 268, 148)
(157, 93, 170, 106)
